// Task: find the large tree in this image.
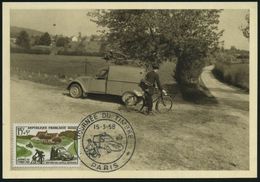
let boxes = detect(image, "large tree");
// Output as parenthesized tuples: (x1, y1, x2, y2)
(90, 10, 223, 87)
(16, 30, 30, 49)
(39, 32, 52, 46)
(56, 36, 70, 47)
(240, 13, 249, 40)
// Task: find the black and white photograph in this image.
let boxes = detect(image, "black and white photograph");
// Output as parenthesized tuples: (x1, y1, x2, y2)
(2, 2, 257, 179)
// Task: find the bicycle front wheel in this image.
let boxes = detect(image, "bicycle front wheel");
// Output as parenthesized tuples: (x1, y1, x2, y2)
(155, 95, 173, 113)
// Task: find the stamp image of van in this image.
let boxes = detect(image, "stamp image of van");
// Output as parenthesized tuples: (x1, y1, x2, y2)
(67, 65, 145, 99)
(50, 146, 74, 161)
(93, 133, 124, 153)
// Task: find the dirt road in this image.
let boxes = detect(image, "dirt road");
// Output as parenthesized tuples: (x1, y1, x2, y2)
(11, 67, 249, 170)
(201, 66, 249, 112)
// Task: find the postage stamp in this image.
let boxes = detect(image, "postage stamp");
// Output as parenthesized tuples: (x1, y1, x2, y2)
(76, 111, 136, 172)
(13, 124, 80, 167)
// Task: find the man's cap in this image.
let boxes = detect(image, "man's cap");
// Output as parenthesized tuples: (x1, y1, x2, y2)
(152, 63, 160, 69)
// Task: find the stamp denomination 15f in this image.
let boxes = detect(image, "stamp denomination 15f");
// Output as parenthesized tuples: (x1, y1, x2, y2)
(76, 111, 136, 172)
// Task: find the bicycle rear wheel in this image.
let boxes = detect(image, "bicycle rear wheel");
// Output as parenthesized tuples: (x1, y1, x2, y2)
(155, 95, 173, 113)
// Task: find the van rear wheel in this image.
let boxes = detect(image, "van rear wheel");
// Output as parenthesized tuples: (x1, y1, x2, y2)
(69, 83, 83, 98)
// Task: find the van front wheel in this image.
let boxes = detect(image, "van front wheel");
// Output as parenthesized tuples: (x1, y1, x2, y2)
(69, 83, 83, 98)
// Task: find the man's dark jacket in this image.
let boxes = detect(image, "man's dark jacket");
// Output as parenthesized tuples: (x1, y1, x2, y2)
(141, 71, 162, 94)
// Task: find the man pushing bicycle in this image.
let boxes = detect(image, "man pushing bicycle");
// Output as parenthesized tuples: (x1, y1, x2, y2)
(139, 64, 167, 115)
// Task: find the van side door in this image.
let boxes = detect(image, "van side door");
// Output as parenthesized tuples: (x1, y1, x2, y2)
(88, 69, 108, 94)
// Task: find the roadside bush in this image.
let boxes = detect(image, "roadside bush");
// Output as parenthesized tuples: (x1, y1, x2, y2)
(11, 47, 28, 54)
(28, 49, 51, 54)
(57, 50, 104, 57)
(215, 52, 237, 63)
(212, 50, 249, 91)
(175, 55, 213, 102)
(11, 47, 51, 55)
(213, 62, 249, 91)
(212, 67, 223, 80)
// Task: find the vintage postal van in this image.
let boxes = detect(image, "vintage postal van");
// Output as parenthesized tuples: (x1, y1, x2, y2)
(67, 65, 145, 99)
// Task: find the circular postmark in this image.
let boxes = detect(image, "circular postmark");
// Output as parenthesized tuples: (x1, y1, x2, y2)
(75, 111, 135, 172)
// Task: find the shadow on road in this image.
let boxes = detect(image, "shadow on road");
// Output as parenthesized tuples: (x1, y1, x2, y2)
(220, 98, 249, 111)
(163, 83, 180, 95)
(63, 82, 220, 108)
(209, 87, 249, 95)
(63, 92, 123, 104)
(86, 94, 123, 104)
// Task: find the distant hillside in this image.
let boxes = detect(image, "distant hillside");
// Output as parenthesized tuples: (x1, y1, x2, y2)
(10, 26, 44, 38)
(59, 130, 77, 139)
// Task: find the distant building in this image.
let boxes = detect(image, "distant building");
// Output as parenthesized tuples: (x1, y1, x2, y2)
(10, 37, 16, 44)
(36, 130, 59, 139)
(71, 36, 78, 42)
(31, 130, 61, 144)
(71, 32, 82, 42)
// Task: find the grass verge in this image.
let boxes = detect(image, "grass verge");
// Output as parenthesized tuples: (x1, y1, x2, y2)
(212, 62, 249, 91)
(68, 142, 78, 156)
(16, 145, 32, 158)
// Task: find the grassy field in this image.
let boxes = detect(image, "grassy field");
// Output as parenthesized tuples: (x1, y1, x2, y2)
(68, 142, 78, 156)
(16, 138, 30, 145)
(16, 145, 32, 158)
(11, 53, 108, 86)
(11, 53, 176, 88)
(17, 138, 51, 150)
(17, 136, 74, 151)
(11, 53, 107, 76)
(59, 136, 74, 146)
(213, 62, 249, 91)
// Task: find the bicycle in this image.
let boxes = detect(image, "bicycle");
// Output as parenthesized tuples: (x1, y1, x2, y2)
(30, 154, 45, 164)
(122, 89, 174, 113)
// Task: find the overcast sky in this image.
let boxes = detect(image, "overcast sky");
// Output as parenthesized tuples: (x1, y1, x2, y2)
(10, 9, 249, 50)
